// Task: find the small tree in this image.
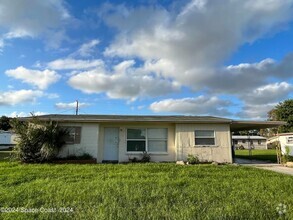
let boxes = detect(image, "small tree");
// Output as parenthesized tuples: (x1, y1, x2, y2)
(0, 116, 12, 131)
(11, 117, 68, 163)
(268, 99, 293, 133)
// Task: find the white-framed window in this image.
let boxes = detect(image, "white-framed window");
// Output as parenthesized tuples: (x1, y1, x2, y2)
(127, 128, 168, 152)
(62, 127, 82, 144)
(194, 130, 215, 146)
(286, 136, 293, 144)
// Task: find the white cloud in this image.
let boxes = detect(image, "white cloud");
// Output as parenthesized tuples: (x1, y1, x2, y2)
(0, 38, 4, 51)
(207, 56, 293, 94)
(101, 0, 293, 94)
(7, 112, 28, 118)
(241, 82, 293, 104)
(234, 82, 293, 119)
(47, 58, 104, 70)
(0, 0, 71, 49)
(150, 95, 231, 116)
(68, 60, 180, 101)
(5, 66, 61, 90)
(8, 111, 47, 118)
(236, 103, 278, 120)
(72, 39, 100, 57)
(55, 102, 90, 109)
(0, 90, 43, 106)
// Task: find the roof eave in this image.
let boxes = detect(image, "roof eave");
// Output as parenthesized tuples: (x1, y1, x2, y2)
(231, 120, 286, 132)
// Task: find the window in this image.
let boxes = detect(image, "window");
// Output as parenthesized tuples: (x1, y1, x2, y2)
(127, 128, 146, 151)
(148, 128, 168, 152)
(63, 127, 81, 144)
(127, 128, 168, 152)
(233, 140, 238, 145)
(258, 140, 262, 145)
(194, 130, 215, 145)
(286, 137, 293, 144)
(242, 140, 246, 143)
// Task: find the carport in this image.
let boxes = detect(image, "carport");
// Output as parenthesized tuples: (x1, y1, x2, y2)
(230, 120, 286, 132)
(230, 120, 286, 163)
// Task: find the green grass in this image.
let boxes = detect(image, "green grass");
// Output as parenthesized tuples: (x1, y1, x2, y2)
(0, 163, 292, 220)
(0, 151, 13, 161)
(235, 149, 277, 162)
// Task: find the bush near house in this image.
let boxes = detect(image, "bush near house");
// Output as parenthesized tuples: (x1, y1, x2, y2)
(187, 154, 199, 164)
(10, 118, 68, 163)
(0, 163, 292, 219)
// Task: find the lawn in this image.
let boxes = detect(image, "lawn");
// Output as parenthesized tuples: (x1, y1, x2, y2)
(235, 149, 278, 162)
(0, 162, 292, 219)
(0, 151, 13, 162)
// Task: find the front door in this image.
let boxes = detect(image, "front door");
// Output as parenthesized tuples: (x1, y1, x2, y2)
(103, 127, 119, 161)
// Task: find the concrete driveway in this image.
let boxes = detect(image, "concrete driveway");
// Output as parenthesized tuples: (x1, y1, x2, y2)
(234, 158, 293, 176)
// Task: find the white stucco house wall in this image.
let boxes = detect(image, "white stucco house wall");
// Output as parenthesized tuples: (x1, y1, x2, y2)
(232, 135, 267, 150)
(26, 114, 284, 163)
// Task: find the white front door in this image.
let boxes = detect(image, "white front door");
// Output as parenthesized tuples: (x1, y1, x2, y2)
(103, 127, 119, 161)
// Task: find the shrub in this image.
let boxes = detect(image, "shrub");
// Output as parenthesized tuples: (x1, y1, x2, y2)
(187, 154, 199, 164)
(11, 117, 68, 163)
(238, 145, 245, 150)
(140, 151, 151, 162)
(58, 153, 93, 160)
(128, 157, 138, 163)
(281, 146, 293, 163)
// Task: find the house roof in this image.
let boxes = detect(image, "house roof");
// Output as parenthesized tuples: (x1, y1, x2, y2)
(232, 135, 267, 140)
(28, 114, 232, 123)
(21, 114, 285, 131)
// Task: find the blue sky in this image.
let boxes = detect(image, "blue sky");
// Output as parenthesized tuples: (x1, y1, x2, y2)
(0, 0, 292, 119)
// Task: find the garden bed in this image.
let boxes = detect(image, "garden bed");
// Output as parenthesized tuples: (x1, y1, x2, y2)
(52, 159, 97, 164)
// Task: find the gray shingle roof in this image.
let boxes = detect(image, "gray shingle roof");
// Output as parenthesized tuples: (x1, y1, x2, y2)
(21, 114, 285, 130)
(25, 114, 232, 123)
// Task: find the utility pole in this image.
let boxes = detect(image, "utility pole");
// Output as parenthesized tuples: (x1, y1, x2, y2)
(75, 100, 79, 115)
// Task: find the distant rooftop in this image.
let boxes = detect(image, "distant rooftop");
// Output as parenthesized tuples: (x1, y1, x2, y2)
(232, 135, 267, 140)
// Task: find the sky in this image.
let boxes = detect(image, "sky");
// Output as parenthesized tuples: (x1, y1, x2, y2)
(0, 0, 292, 119)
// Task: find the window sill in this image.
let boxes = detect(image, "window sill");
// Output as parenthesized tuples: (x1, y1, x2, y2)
(194, 145, 219, 148)
(126, 152, 168, 155)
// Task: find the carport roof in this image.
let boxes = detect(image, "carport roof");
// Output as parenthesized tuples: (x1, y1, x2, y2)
(230, 120, 285, 132)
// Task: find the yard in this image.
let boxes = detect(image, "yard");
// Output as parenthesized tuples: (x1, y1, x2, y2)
(235, 149, 278, 162)
(0, 151, 13, 162)
(0, 162, 292, 219)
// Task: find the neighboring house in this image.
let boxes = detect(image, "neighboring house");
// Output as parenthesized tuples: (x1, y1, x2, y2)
(0, 130, 17, 150)
(267, 133, 293, 156)
(232, 136, 267, 150)
(26, 115, 284, 163)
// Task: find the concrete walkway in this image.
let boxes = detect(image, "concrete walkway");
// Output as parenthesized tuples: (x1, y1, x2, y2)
(234, 158, 293, 176)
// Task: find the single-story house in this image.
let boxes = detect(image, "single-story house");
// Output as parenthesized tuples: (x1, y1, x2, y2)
(25, 114, 284, 163)
(267, 133, 293, 156)
(232, 135, 267, 150)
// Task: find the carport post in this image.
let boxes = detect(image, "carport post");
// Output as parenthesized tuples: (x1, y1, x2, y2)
(248, 135, 252, 158)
